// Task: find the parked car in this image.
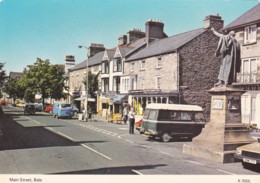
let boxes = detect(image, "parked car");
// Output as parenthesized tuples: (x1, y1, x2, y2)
(45, 104, 53, 113)
(53, 102, 73, 119)
(34, 103, 43, 111)
(135, 119, 143, 131)
(0, 99, 6, 105)
(234, 138, 260, 171)
(72, 104, 79, 116)
(140, 103, 206, 142)
(24, 103, 36, 115)
(16, 102, 25, 108)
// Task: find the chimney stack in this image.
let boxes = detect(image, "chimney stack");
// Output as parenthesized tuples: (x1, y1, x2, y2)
(145, 19, 166, 44)
(65, 55, 75, 73)
(126, 28, 145, 44)
(204, 14, 224, 31)
(118, 35, 127, 46)
(88, 43, 105, 58)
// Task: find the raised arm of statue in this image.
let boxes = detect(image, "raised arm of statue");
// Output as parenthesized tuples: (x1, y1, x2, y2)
(211, 27, 222, 38)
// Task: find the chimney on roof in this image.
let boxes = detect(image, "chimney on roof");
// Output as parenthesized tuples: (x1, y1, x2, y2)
(118, 35, 127, 46)
(204, 14, 224, 30)
(126, 28, 145, 44)
(65, 55, 75, 73)
(145, 19, 165, 44)
(88, 43, 105, 58)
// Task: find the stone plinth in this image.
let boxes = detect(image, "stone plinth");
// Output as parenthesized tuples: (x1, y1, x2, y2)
(183, 86, 256, 163)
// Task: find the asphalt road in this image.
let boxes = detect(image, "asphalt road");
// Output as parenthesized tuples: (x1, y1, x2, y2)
(0, 105, 259, 175)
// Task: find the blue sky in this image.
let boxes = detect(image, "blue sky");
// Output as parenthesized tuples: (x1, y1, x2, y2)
(0, 0, 259, 74)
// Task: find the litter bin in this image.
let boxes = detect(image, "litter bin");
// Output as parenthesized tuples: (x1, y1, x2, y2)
(78, 114, 84, 121)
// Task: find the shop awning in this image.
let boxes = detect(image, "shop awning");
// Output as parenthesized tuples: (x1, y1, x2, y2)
(109, 95, 127, 104)
(74, 97, 96, 102)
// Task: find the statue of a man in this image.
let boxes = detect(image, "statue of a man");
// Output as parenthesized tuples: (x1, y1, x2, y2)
(211, 28, 241, 87)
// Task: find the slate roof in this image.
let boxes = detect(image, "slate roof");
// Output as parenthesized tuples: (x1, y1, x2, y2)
(126, 28, 206, 62)
(9, 72, 23, 79)
(106, 49, 116, 60)
(224, 4, 260, 30)
(69, 51, 105, 71)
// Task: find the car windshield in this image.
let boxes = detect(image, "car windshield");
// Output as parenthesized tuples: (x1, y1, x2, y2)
(61, 104, 71, 108)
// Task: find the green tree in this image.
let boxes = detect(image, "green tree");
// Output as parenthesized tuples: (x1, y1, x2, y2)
(21, 58, 65, 104)
(82, 71, 99, 112)
(0, 62, 6, 97)
(3, 78, 24, 104)
(82, 71, 99, 98)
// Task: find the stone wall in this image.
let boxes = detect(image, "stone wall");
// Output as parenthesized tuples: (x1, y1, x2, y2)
(179, 29, 221, 120)
(124, 53, 178, 91)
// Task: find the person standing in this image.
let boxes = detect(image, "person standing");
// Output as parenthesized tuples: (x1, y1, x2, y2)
(128, 107, 136, 134)
(123, 106, 129, 124)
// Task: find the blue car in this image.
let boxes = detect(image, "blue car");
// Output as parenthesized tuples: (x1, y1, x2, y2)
(52, 102, 73, 119)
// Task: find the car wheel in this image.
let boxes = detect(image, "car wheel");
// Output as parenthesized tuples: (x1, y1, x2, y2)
(161, 132, 172, 142)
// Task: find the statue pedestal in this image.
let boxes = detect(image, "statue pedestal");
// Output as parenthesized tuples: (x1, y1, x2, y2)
(183, 86, 255, 163)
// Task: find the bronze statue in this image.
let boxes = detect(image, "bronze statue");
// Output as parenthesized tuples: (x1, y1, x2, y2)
(211, 28, 241, 87)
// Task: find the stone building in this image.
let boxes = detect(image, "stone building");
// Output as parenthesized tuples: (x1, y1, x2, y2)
(99, 29, 146, 117)
(124, 15, 224, 119)
(223, 4, 260, 128)
(68, 44, 105, 112)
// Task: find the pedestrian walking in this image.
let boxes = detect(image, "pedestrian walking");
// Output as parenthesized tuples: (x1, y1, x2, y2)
(128, 107, 136, 134)
(123, 106, 129, 124)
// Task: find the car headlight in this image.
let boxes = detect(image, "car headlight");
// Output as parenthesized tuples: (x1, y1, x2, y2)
(236, 149, 242, 155)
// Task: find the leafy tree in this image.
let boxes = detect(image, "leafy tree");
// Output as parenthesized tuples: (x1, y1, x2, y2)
(82, 71, 99, 112)
(21, 58, 65, 104)
(3, 78, 24, 104)
(0, 62, 6, 97)
(82, 71, 99, 98)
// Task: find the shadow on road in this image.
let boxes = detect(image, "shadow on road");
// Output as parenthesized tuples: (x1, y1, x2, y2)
(52, 164, 167, 174)
(0, 108, 108, 151)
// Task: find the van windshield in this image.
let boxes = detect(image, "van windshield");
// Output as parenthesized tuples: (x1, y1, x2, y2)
(144, 110, 158, 120)
(61, 104, 71, 108)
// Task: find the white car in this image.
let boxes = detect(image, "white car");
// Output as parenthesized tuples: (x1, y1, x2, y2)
(234, 138, 260, 172)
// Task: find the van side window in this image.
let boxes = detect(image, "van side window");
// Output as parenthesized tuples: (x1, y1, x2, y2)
(159, 110, 193, 121)
(148, 110, 157, 120)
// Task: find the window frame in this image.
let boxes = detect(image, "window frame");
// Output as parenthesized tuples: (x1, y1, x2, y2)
(244, 24, 257, 44)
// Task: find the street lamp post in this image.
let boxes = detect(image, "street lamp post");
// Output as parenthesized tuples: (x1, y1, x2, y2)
(78, 45, 89, 121)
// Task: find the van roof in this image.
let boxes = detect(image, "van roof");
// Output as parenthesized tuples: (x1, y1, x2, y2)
(146, 103, 203, 112)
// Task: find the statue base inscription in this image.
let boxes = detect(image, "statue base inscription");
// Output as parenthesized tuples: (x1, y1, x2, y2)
(183, 86, 255, 163)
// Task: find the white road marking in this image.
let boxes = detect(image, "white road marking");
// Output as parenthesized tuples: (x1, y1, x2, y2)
(132, 169, 143, 175)
(185, 160, 205, 166)
(80, 144, 112, 160)
(57, 132, 74, 141)
(46, 127, 54, 131)
(217, 169, 236, 175)
(118, 128, 128, 130)
(159, 151, 176, 158)
(125, 140, 134, 144)
(117, 134, 129, 139)
(139, 145, 151, 149)
(33, 120, 41, 125)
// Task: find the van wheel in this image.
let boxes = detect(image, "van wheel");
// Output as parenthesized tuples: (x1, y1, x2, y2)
(161, 133, 171, 142)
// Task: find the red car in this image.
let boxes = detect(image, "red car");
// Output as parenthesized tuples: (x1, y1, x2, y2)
(0, 99, 6, 105)
(45, 104, 53, 113)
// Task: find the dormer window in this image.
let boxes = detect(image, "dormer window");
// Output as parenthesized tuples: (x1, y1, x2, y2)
(244, 25, 257, 44)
